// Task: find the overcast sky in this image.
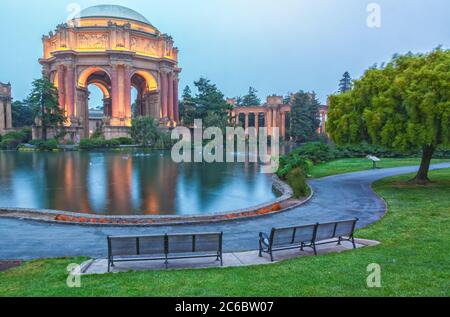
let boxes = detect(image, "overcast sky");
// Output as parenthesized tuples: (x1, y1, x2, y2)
(0, 0, 449, 106)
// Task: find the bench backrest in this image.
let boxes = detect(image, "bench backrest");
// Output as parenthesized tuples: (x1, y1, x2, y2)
(270, 224, 317, 248)
(167, 233, 222, 254)
(315, 219, 358, 241)
(108, 235, 166, 257)
(108, 233, 223, 257)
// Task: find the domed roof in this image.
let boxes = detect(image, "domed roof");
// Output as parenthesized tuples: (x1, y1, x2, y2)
(80, 5, 151, 25)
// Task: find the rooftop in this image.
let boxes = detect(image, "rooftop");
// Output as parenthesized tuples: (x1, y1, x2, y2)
(79, 5, 152, 25)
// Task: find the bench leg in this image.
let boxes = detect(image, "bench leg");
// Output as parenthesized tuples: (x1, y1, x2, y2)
(300, 243, 304, 251)
(352, 237, 357, 249)
(269, 251, 274, 262)
(220, 255, 223, 267)
(337, 237, 342, 246)
(107, 259, 111, 273)
(312, 243, 318, 256)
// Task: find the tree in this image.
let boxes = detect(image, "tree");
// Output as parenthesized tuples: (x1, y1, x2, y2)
(339, 71, 352, 93)
(239, 87, 261, 106)
(11, 100, 34, 128)
(327, 49, 450, 183)
(131, 117, 160, 146)
(180, 78, 231, 130)
(27, 77, 66, 141)
(179, 85, 196, 126)
(290, 91, 321, 142)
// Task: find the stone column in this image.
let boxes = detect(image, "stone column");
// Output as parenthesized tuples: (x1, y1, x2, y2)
(111, 65, 119, 120)
(6, 98, 12, 130)
(245, 112, 249, 131)
(124, 65, 132, 122)
(281, 112, 286, 140)
(103, 98, 112, 117)
(255, 113, 259, 136)
(173, 77, 179, 123)
(167, 72, 174, 121)
(57, 65, 65, 109)
(266, 109, 272, 136)
(0, 99, 5, 132)
(272, 108, 279, 130)
(65, 65, 75, 119)
(160, 72, 168, 119)
(117, 65, 126, 120)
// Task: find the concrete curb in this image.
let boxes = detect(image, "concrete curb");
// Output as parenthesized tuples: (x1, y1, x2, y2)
(0, 177, 314, 227)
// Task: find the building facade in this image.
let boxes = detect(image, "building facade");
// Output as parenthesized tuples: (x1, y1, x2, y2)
(228, 96, 328, 140)
(0, 82, 13, 134)
(38, 5, 181, 140)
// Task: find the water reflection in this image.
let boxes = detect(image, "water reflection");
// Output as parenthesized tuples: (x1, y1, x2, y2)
(0, 150, 279, 216)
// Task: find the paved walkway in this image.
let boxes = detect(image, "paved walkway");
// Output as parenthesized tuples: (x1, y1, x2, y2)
(1, 163, 449, 260)
(81, 239, 379, 275)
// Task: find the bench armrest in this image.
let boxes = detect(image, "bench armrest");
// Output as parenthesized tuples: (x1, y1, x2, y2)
(259, 232, 270, 247)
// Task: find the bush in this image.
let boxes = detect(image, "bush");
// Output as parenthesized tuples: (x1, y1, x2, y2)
(334, 143, 417, 159)
(277, 155, 313, 179)
(292, 142, 336, 164)
(0, 128, 32, 150)
(0, 138, 21, 150)
(79, 138, 128, 150)
(287, 168, 309, 199)
(115, 137, 134, 145)
(29, 139, 58, 151)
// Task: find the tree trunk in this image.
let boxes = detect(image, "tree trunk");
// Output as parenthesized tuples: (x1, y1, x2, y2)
(411, 145, 435, 184)
(41, 100, 46, 141)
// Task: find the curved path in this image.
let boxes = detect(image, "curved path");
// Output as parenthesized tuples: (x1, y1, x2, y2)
(1, 163, 449, 260)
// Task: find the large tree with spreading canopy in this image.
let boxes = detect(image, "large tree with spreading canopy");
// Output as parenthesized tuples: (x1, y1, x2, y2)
(327, 49, 450, 183)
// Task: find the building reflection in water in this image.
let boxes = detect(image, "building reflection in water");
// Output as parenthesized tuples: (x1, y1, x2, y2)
(0, 150, 277, 216)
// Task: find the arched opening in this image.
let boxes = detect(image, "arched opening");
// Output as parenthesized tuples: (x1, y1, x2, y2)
(77, 67, 112, 137)
(130, 71, 159, 119)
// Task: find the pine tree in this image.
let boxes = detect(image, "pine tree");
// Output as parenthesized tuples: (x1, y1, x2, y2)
(338, 72, 352, 93)
(28, 77, 66, 141)
(290, 91, 321, 142)
(240, 87, 261, 106)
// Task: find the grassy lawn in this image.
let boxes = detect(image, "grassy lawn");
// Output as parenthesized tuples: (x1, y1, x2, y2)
(1, 168, 449, 297)
(310, 158, 449, 178)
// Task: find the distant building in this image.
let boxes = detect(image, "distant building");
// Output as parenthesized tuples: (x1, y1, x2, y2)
(0, 82, 13, 134)
(88, 108, 104, 137)
(228, 95, 329, 140)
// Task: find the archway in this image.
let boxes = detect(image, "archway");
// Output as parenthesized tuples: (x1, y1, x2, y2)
(130, 70, 160, 119)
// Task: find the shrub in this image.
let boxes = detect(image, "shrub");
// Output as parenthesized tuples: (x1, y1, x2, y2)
(277, 155, 313, 179)
(115, 137, 134, 145)
(292, 142, 336, 164)
(29, 139, 58, 151)
(0, 138, 21, 150)
(287, 167, 309, 199)
(131, 117, 159, 146)
(79, 138, 127, 150)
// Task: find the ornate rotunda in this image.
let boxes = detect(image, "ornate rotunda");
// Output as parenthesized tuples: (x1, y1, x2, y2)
(39, 5, 181, 140)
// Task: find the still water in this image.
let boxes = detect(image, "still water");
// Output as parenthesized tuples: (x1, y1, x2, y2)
(0, 150, 278, 216)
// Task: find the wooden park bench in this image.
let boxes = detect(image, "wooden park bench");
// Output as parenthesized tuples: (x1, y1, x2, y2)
(259, 218, 359, 261)
(107, 232, 223, 272)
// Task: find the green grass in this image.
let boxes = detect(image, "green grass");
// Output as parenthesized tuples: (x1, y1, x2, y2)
(1, 168, 449, 297)
(310, 158, 449, 178)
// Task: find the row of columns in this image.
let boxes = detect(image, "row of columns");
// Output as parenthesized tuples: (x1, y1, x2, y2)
(233, 108, 289, 139)
(160, 71, 179, 123)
